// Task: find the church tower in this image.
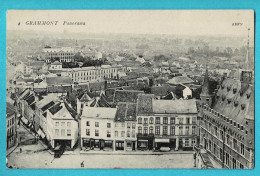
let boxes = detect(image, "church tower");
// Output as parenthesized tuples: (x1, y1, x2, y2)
(200, 66, 213, 107)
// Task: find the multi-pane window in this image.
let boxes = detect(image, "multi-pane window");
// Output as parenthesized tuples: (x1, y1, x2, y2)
(220, 130, 224, 141)
(61, 129, 65, 136)
(192, 117, 196, 124)
(95, 129, 99, 136)
(121, 131, 125, 137)
(149, 117, 154, 124)
(185, 126, 189, 135)
(132, 123, 136, 129)
(233, 158, 237, 169)
(132, 131, 135, 138)
(86, 129, 90, 136)
(155, 126, 160, 135)
(192, 139, 196, 146)
(178, 118, 183, 124)
(163, 126, 168, 135)
(186, 118, 190, 124)
(179, 126, 183, 135)
(214, 127, 218, 136)
(115, 131, 118, 137)
(61, 122, 65, 127)
(138, 117, 142, 124)
(149, 127, 154, 134)
(241, 143, 245, 155)
(192, 126, 196, 135)
(225, 153, 230, 166)
(163, 117, 168, 124)
(107, 123, 111, 128)
(138, 127, 142, 134)
(55, 122, 59, 126)
(67, 129, 71, 136)
(144, 127, 148, 134)
(127, 123, 131, 128)
(67, 122, 71, 127)
(170, 126, 175, 135)
(127, 130, 130, 137)
(144, 118, 148, 125)
(185, 139, 189, 146)
(170, 117, 175, 124)
(55, 129, 59, 136)
(233, 139, 238, 151)
(122, 123, 125, 127)
(226, 134, 230, 145)
(107, 130, 111, 138)
(95, 122, 99, 127)
(156, 117, 160, 124)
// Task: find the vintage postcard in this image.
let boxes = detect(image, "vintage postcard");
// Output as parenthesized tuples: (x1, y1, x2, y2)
(6, 10, 254, 169)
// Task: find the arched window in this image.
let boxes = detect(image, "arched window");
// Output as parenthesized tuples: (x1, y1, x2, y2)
(138, 117, 142, 124)
(149, 117, 154, 124)
(138, 126, 142, 134)
(149, 126, 154, 134)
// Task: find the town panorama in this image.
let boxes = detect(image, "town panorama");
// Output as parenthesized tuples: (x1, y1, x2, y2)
(6, 13, 254, 169)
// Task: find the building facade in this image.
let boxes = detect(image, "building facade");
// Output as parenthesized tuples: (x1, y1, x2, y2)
(42, 47, 76, 63)
(198, 69, 254, 169)
(6, 102, 17, 149)
(61, 65, 126, 83)
(46, 102, 78, 149)
(80, 107, 117, 151)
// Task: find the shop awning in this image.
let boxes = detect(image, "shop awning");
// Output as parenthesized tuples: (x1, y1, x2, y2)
(21, 116, 29, 125)
(155, 138, 170, 143)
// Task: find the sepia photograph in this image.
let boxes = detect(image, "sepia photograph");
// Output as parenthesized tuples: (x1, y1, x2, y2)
(6, 10, 254, 169)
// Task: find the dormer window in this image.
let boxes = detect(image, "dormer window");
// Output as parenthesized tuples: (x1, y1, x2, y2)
(233, 88, 237, 94)
(239, 90, 244, 96)
(227, 98, 232, 104)
(234, 122, 236, 127)
(227, 86, 231, 91)
(241, 104, 246, 110)
(234, 101, 238, 107)
(222, 95, 226, 101)
(246, 92, 251, 99)
(221, 85, 224, 89)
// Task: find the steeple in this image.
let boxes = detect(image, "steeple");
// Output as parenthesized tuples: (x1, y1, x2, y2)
(245, 28, 250, 70)
(200, 65, 213, 107)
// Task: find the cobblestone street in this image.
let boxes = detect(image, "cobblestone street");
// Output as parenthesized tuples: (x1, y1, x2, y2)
(8, 148, 194, 169)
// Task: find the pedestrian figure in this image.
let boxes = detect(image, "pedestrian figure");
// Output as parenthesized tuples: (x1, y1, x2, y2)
(20, 148, 22, 153)
(81, 161, 84, 168)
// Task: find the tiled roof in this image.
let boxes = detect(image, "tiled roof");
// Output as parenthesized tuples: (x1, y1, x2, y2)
(115, 102, 137, 122)
(212, 78, 254, 124)
(6, 102, 15, 117)
(167, 76, 194, 85)
(113, 90, 143, 104)
(46, 76, 73, 86)
(136, 94, 154, 115)
(153, 99, 197, 114)
(49, 103, 74, 120)
(82, 107, 117, 119)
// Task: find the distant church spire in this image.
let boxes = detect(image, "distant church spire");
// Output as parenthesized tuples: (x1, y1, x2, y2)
(200, 65, 213, 107)
(245, 28, 250, 70)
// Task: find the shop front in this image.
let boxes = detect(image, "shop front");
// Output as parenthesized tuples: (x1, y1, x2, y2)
(137, 134, 154, 150)
(125, 140, 136, 151)
(155, 138, 170, 150)
(115, 140, 124, 150)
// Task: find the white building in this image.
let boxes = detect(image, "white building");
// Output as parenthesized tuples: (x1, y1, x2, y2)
(61, 65, 126, 83)
(42, 47, 76, 63)
(46, 102, 78, 149)
(81, 107, 117, 150)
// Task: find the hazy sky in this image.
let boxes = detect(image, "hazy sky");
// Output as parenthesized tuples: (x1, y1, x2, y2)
(7, 10, 254, 37)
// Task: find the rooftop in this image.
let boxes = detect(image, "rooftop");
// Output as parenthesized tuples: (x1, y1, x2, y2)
(167, 76, 194, 85)
(82, 107, 117, 119)
(153, 99, 197, 114)
(46, 76, 73, 85)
